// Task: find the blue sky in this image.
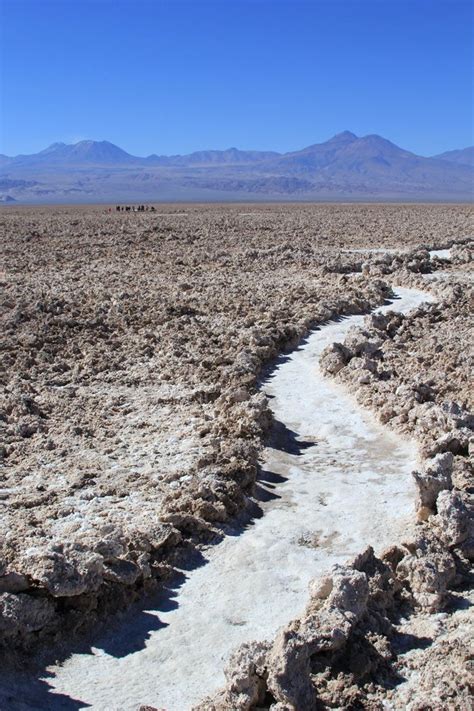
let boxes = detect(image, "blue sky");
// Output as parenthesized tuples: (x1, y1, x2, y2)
(1, 0, 472, 156)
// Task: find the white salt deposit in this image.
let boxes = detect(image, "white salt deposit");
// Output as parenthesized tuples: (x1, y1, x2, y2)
(429, 248, 451, 260)
(341, 247, 406, 254)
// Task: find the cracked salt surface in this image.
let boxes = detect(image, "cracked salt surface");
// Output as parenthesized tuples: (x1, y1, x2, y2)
(5, 287, 434, 711)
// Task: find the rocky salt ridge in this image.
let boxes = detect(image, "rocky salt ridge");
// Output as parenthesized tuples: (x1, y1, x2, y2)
(193, 245, 473, 711)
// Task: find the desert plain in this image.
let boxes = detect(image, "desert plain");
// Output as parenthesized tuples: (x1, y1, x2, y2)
(0, 203, 473, 710)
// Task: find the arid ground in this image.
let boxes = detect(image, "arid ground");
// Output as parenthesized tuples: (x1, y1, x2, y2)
(0, 203, 472, 710)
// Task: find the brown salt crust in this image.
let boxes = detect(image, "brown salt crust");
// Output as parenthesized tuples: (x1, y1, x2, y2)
(0, 207, 471, 701)
(4, 205, 445, 650)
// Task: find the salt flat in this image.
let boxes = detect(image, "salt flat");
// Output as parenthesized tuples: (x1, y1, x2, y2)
(41, 288, 429, 711)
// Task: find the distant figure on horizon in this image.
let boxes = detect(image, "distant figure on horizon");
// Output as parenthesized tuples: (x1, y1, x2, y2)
(114, 204, 155, 212)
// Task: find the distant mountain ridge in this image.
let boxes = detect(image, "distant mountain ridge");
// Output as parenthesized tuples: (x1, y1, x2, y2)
(0, 140, 281, 168)
(433, 146, 474, 168)
(5, 140, 137, 167)
(1, 132, 473, 202)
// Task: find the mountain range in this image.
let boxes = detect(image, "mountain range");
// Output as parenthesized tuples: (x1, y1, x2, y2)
(1, 131, 472, 203)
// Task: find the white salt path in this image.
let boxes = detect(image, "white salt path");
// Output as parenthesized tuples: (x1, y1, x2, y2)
(4, 287, 433, 711)
(341, 247, 406, 254)
(429, 248, 451, 260)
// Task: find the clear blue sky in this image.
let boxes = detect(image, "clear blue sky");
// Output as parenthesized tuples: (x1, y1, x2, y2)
(1, 0, 472, 156)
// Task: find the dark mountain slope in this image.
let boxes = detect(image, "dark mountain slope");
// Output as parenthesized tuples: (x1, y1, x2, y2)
(261, 134, 473, 193)
(433, 147, 474, 168)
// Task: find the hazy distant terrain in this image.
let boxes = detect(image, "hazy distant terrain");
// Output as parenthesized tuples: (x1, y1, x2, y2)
(1, 131, 473, 203)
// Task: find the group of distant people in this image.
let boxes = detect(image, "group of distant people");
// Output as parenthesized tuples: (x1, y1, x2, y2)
(114, 205, 156, 212)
